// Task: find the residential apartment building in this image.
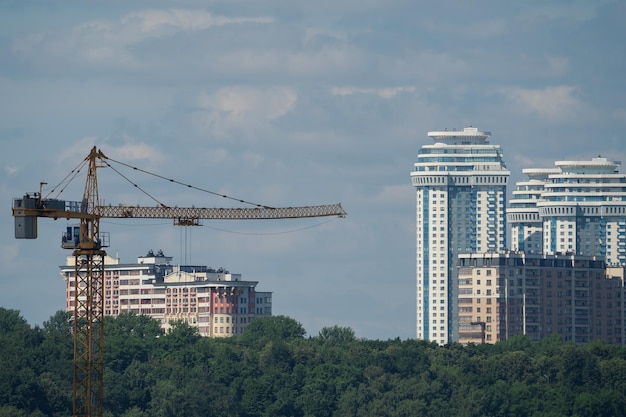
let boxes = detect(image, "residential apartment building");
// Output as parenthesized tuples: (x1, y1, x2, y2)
(606, 265, 626, 345)
(509, 157, 626, 265)
(457, 252, 624, 345)
(410, 127, 510, 344)
(508, 168, 559, 254)
(60, 250, 272, 337)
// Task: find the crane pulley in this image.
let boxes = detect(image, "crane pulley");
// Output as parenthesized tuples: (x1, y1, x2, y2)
(11, 146, 346, 417)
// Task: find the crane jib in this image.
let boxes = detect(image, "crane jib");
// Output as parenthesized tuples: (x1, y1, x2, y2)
(96, 204, 346, 219)
(13, 195, 346, 239)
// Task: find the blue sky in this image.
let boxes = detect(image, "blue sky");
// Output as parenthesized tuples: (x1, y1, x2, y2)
(1, 0, 625, 340)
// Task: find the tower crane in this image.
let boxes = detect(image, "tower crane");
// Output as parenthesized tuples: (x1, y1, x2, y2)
(11, 146, 346, 417)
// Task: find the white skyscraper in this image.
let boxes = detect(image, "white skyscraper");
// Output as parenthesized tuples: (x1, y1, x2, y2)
(537, 157, 626, 265)
(410, 127, 509, 344)
(508, 168, 559, 253)
(507, 157, 626, 266)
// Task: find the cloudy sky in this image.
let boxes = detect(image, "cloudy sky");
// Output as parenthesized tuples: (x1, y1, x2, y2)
(1, 0, 625, 340)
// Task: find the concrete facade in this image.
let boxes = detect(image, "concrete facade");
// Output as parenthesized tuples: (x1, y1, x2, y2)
(60, 250, 272, 337)
(457, 252, 624, 345)
(410, 127, 510, 344)
(509, 157, 626, 265)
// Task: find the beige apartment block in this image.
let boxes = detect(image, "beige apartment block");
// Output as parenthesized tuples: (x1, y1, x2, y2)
(457, 252, 624, 345)
(60, 250, 272, 337)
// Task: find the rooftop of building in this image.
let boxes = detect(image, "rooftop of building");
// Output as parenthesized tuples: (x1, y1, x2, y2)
(554, 156, 621, 174)
(61, 249, 233, 276)
(427, 126, 491, 143)
(521, 168, 561, 178)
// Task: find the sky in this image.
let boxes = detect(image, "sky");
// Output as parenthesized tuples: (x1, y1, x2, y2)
(1, 0, 625, 340)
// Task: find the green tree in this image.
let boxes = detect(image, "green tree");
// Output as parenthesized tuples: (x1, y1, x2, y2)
(0, 405, 29, 417)
(559, 346, 601, 390)
(104, 314, 162, 373)
(318, 325, 356, 343)
(0, 308, 45, 413)
(4, 310, 626, 417)
(241, 315, 306, 345)
(121, 406, 150, 417)
(105, 313, 162, 338)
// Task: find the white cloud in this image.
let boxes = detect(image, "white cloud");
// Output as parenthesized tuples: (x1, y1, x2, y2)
(121, 9, 273, 34)
(4, 166, 17, 175)
(56, 137, 98, 165)
(215, 46, 364, 78)
(103, 143, 165, 164)
(12, 9, 273, 68)
(192, 86, 298, 137)
(56, 137, 164, 170)
(545, 55, 569, 76)
(202, 86, 296, 119)
(0, 243, 19, 263)
(302, 27, 348, 45)
(330, 86, 416, 99)
(388, 50, 469, 83)
(503, 85, 581, 120)
(10, 8, 371, 82)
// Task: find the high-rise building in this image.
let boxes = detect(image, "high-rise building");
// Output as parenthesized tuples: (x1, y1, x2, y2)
(539, 157, 626, 265)
(60, 250, 272, 337)
(410, 127, 510, 344)
(508, 157, 626, 266)
(457, 252, 624, 345)
(508, 168, 559, 254)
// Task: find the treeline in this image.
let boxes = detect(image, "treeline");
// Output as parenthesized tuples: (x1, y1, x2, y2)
(1, 308, 625, 417)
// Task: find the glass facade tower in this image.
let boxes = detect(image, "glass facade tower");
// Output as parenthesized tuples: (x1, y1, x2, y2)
(410, 127, 509, 344)
(508, 157, 626, 266)
(538, 157, 626, 265)
(508, 168, 560, 254)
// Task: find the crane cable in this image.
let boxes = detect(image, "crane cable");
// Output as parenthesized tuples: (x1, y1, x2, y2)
(102, 160, 170, 208)
(201, 217, 340, 235)
(38, 148, 288, 214)
(42, 157, 90, 200)
(101, 214, 340, 235)
(30, 147, 339, 237)
(105, 156, 275, 209)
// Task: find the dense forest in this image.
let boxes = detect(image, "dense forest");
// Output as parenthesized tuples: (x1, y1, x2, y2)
(1, 308, 625, 417)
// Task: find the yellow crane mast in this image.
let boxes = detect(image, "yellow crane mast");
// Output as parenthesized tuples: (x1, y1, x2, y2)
(12, 146, 346, 417)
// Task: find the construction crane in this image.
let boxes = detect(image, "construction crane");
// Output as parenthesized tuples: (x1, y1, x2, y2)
(11, 146, 346, 417)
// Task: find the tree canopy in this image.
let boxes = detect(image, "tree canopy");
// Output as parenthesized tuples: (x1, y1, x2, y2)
(1, 307, 625, 417)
